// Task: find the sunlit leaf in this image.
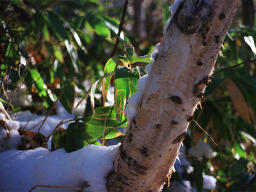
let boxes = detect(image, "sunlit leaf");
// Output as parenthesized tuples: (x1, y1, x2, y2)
(114, 66, 140, 120)
(102, 57, 118, 106)
(86, 13, 110, 37)
(85, 107, 125, 139)
(65, 40, 79, 73)
(29, 69, 47, 97)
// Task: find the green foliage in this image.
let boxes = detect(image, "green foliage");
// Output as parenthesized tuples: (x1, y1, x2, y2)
(114, 66, 140, 120)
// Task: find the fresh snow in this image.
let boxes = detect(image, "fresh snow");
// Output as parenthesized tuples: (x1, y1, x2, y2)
(0, 144, 120, 192)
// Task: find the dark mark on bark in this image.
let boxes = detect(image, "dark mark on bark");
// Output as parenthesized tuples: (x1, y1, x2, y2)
(175, 0, 213, 34)
(193, 75, 210, 96)
(187, 116, 193, 122)
(171, 120, 178, 125)
(197, 61, 203, 66)
(127, 132, 133, 143)
(155, 123, 162, 129)
(120, 146, 148, 175)
(173, 132, 187, 144)
(120, 145, 127, 160)
(133, 119, 138, 129)
(139, 98, 143, 108)
(116, 174, 131, 187)
(218, 12, 225, 20)
(139, 146, 149, 157)
(215, 35, 220, 43)
(197, 93, 204, 98)
(169, 96, 183, 104)
(130, 171, 139, 177)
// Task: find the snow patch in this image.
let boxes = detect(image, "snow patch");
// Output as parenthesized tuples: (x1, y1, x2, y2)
(125, 43, 161, 122)
(0, 112, 22, 152)
(203, 174, 217, 190)
(188, 139, 217, 160)
(0, 144, 120, 192)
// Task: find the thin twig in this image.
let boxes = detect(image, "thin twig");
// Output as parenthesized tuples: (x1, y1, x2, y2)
(22, 108, 39, 130)
(213, 58, 256, 76)
(46, 118, 74, 142)
(28, 184, 82, 192)
(73, 72, 114, 112)
(110, 0, 129, 57)
(102, 117, 107, 146)
(192, 119, 220, 148)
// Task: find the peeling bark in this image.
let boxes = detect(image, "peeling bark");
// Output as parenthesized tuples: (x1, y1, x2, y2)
(107, 0, 240, 191)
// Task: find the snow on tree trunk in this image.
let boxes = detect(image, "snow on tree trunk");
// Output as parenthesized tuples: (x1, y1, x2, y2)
(107, 0, 240, 191)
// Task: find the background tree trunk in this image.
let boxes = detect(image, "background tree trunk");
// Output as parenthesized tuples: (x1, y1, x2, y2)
(241, 0, 254, 27)
(107, 0, 240, 191)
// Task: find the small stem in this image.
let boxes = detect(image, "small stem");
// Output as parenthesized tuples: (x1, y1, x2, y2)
(213, 58, 256, 76)
(110, 0, 129, 57)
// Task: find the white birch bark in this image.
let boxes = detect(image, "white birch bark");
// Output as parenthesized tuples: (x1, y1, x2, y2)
(107, 0, 240, 191)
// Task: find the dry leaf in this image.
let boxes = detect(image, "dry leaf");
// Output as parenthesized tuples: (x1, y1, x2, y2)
(225, 78, 251, 123)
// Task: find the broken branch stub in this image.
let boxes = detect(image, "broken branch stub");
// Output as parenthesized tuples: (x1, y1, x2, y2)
(107, 0, 240, 191)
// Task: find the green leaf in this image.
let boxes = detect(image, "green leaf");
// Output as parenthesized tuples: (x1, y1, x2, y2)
(85, 107, 125, 139)
(192, 160, 203, 192)
(230, 158, 248, 176)
(234, 143, 246, 158)
(47, 11, 69, 40)
(64, 121, 88, 153)
(60, 81, 76, 114)
(42, 24, 50, 41)
(125, 47, 135, 62)
(114, 66, 140, 120)
(54, 47, 64, 63)
(0, 98, 8, 104)
(102, 57, 118, 105)
(129, 55, 151, 65)
(11, 0, 22, 6)
(86, 13, 110, 37)
(51, 129, 66, 151)
(29, 69, 47, 97)
(98, 14, 119, 35)
(65, 40, 79, 73)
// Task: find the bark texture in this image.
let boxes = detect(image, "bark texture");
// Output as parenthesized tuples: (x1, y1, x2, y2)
(107, 0, 240, 191)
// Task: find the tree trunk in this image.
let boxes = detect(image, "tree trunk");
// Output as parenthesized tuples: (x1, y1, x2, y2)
(241, 0, 254, 27)
(107, 0, 240, 191)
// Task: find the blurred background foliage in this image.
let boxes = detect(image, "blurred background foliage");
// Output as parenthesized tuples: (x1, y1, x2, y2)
(0, 0, 256, 191)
